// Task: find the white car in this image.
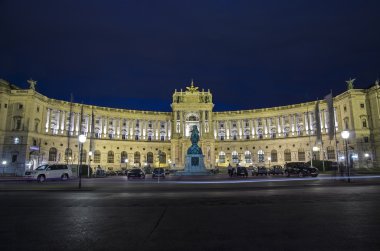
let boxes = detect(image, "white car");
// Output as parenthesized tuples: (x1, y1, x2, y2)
(25, 164, 72, 183)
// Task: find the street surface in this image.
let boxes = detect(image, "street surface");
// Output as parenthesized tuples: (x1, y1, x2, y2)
(1, 174, 380, 251)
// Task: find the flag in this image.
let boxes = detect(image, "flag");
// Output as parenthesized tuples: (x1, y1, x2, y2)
(324, 93, 335, 140)
(315, 100, 322, 144)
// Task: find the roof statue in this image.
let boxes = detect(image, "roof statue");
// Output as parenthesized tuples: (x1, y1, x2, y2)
(375, 79, 379, 87)
(345, 78, 355, 90)
(186, 79, 199, 93)
(27, 79, 37, 90)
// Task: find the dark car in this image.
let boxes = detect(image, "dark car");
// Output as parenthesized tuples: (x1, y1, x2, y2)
(127, 168, 145, 179)
(284, 162, 319, 177)
(235, 166, 248, 177)
(152, 168, 165, 178)
(253, 166, 268, 176)
(268, 165, 284, 175)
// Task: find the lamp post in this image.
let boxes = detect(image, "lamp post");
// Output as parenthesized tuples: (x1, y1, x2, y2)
(2, 160, 6, 176)
(78, 134, 87, 189)
(341, 130, 350, 183)
(88, 151, 93, 178)
(364, 153, 369, 168)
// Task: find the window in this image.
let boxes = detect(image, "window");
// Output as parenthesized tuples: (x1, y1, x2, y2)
(14, 137, 20, 144)
(134, 152, 140, 164)
(65, 148, 72, 161)
(344, 105, 347, 112)
(161, 136, 165, 141)
(244, 151, 252, 163)
(327, 146, 335, 160)
(362, 119, 367, 128)
(94, 150, 101, 163)
(271, 150, 278, 162)
(18, 104, 23, 109)
(107, 151, 114, 163)
(148, 136, 152, 141)
(13, 116, 22, 130)
(364, 137, 369, 143)
(4, 104, 7, 108)
(122, 134, 126, 140)
(80, 150, 87, 163)
(49, 148, 57, 162)
(219, 152, 225, 163)
(298, 149, 305, 161)
(34, 119, 40, 132)
(135, 135, 139, 140)
(37, 107, 40, 112)
(360, 103, 365, 109)
(121, 151, 128, 163)
(12, 154, 18, 163)
(232, 151, 239, 163)
(258, 150, 264, 163)
(147, 152, 153, 164)
(159, 152, 166, 164)
(284, 149, 291, 162)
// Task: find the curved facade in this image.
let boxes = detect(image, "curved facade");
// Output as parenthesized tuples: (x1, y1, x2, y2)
(0, 79, 379, 174)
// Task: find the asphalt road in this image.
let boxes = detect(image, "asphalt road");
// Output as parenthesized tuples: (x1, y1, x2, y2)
(1, 175, 380, 251)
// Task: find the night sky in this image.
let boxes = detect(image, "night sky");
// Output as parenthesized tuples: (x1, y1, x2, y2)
(1, 0, 379, 112)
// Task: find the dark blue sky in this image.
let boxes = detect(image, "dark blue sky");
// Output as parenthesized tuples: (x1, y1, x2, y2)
(1, 0, 379, 111)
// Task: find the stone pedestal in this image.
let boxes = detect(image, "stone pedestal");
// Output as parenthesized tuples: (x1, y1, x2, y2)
(176, 154, 210, 176)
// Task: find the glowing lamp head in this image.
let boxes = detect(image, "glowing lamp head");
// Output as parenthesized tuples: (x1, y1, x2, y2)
(78, 134, 87, 143)
(2, 160, 6, 165)
(312, 146, 320, 152)
(268, 157, 271, 161)
(341, 130, 349, 139)
(364, 153, 369, 158)
(124, 159, 128, 163)
(88, 151, 93, 156)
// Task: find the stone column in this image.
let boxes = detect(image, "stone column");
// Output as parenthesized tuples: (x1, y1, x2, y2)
(45, 108, 50, 133)
(75, 112, 80, 136)
(61, 111, 65, 134)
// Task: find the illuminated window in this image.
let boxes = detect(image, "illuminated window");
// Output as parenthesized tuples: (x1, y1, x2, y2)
(232, 151, 239, 163)
(284, 149, 291, 162)
(258, 150, 264, 162)
(107, 151, 114, 163)
(271, 150, 278, 162)
(219, 152, 225, 163)
(298, 149, 305, 161)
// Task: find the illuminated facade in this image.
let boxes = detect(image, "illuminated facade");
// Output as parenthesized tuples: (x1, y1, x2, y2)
(0, 79, 379, 175)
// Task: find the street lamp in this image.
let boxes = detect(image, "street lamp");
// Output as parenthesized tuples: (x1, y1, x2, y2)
(2, 160, 6, 176)
(341, 130, 350, 183)
(88, 151, 93, 178)
(78, 134, 87, 189)
(364, 153, 370, 168)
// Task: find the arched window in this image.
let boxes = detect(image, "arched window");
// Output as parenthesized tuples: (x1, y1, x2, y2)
(81, 150, 87, 163)
(284, 149, 291, 162)
(232, 151, 239, 163)
(134, 152, 140, 164)
(327, 146, 335, 160)
(258, 150, 264, 163)
(64, 148, 72, 161)
(159, 152, 166, 164)
(271, 150, 278, 162)
(219, 151, 225, 163)
(94, 150, 101, 163)
(298, 149, 305, 161)
(49, 147, 57, 162)
(244, 151, 252, 163)
(121, 151, 128, 163)
(362, 119, 367, 128)
(107, 151, 114, 163)
(147, 152, 153, 164)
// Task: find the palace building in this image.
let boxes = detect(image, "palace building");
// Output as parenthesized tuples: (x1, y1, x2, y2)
(0, 78, 379, 175)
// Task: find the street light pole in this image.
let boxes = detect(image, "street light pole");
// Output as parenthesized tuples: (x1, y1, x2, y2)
(341, 130, 350, 183)
(88, 151, 93, 178)
(2, 160, 6, 176)
(78, 134, 87, 189)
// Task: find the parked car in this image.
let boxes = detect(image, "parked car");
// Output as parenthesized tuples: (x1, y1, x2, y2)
(127, 168, 146, 179)
(152, 168, 165, 178)
(284, 162, 319, 177)
(106, 170, 117, 176)
(253, 166, 268, 176)
(235, 166, 248, 177)
(268, 165, 284, 175)
(24, 164, 72, 183)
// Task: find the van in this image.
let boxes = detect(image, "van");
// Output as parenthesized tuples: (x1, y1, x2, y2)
(24, 164, 73, 183)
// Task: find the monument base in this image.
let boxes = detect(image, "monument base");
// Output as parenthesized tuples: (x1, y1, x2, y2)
(175, 154, 210, 176)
